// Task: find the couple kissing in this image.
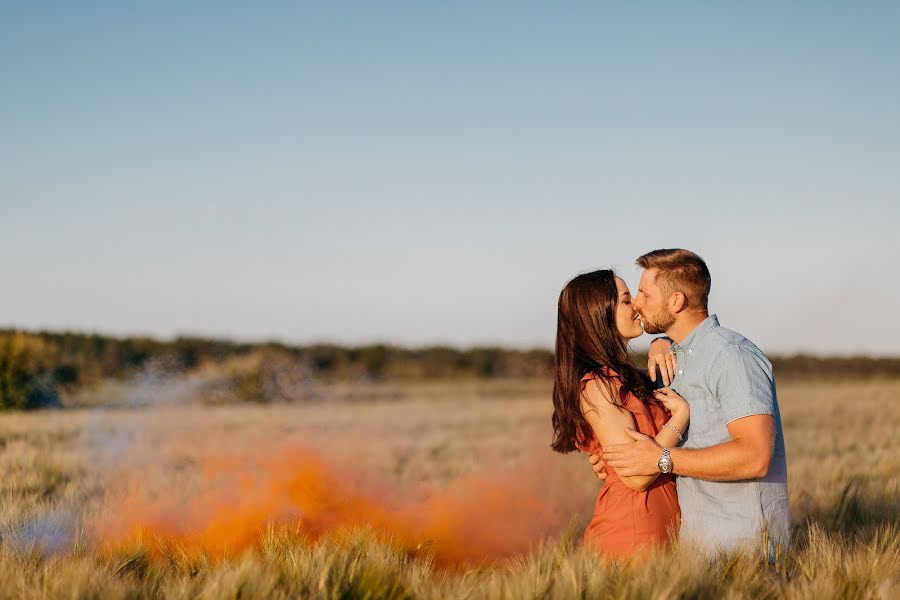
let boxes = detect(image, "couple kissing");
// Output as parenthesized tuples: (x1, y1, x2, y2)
(551, 248, 790, 562)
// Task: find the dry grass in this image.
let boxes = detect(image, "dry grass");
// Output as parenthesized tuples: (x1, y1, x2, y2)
(0, 378, 898, 599)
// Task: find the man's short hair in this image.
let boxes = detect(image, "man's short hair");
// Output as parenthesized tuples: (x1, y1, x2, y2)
(636, 249, 711, 311)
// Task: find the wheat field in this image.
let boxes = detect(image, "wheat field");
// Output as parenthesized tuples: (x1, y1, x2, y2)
(0, 378, 898, 599)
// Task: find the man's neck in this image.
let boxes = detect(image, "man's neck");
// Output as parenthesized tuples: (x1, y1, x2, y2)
(666, 312, 710, 345)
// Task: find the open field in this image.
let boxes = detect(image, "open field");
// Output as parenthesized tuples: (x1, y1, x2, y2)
(1, 378, 898, 599)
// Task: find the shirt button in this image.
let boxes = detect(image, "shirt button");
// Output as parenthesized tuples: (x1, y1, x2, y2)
(678, 369, 684, 375)
(688, 349, 692, 354)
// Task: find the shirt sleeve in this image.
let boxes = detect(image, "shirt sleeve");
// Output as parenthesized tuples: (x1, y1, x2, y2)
(710, 344, 776, 424)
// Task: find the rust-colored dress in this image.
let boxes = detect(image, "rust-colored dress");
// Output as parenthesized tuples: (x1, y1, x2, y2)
(576, 371, 681, 558)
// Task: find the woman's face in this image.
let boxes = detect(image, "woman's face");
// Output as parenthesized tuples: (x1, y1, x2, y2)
(615, 276, 644, 341)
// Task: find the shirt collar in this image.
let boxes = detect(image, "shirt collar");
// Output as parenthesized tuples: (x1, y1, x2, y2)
(671, 314, 719, 353)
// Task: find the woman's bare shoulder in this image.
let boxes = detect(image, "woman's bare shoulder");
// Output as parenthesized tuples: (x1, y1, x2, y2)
(580, 378, 625, 416)
(579, 379, 637, 446)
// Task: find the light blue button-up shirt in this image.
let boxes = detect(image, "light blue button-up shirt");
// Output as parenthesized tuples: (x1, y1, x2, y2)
(669, 315, 790, 558)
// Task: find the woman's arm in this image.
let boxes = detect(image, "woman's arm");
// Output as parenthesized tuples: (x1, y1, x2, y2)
(651, 388, 690, 449)
(581, 381, 689, 492)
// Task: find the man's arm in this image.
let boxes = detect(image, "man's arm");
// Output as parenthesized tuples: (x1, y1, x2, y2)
(601, 414, 775, 481)
(670, 414, 774, 480)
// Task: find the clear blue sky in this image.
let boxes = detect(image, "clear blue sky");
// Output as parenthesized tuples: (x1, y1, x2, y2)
(2, 2, 898, 355)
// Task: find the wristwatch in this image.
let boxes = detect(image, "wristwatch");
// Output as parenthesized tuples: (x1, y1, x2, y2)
(657, 448, 673, 474)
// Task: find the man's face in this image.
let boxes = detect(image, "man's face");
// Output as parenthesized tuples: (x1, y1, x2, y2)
(634, 268, 676, 335)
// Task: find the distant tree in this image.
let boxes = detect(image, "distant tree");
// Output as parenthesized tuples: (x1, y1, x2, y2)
(0, 333, 61, 409)
(1, 328, 899, 411)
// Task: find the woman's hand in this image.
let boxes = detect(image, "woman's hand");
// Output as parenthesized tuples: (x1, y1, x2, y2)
(647, 337, 677, 385)
(653, 387, 689, 419)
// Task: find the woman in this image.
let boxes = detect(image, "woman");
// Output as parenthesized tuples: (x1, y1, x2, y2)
(551, 269, 690, 558)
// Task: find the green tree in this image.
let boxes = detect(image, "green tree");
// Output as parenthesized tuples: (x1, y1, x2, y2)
(0, 333, 60, 410)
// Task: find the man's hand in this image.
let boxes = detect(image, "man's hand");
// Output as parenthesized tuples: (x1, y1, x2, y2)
(602, 428, 664, 477)
(588, 452, 608, 482)
(647, 337, 676, 385)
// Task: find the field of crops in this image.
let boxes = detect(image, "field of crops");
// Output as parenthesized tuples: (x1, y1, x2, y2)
(1, 378, 898, 599)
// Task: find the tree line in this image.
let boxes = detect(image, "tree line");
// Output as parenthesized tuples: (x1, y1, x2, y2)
(1, 329, 898, 410)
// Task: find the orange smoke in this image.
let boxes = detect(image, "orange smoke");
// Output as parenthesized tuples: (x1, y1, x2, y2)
(89, 437, 584, 567)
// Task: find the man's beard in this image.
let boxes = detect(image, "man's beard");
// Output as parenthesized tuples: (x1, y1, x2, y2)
(639, 309, 676, 335)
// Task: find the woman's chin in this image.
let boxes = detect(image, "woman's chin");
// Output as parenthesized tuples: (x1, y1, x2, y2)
(625, 328, 644, 341)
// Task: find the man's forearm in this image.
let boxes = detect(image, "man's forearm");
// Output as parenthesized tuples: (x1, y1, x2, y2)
(670, 439, 770, 481)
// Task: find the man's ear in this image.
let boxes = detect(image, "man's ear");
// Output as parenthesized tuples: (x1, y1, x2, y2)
(670, 292, 687, 313)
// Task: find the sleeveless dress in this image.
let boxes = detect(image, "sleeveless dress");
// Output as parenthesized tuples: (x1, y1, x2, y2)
(576, 371, 681, 558)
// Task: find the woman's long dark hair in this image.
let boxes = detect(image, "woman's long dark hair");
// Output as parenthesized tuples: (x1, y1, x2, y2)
(551, 269, 654, 453)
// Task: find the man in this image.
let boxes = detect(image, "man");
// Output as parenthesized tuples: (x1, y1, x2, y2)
(592, 248, 790, 559)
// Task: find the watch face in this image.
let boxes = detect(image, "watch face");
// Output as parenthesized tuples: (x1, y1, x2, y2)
(658, 457, 672, 474)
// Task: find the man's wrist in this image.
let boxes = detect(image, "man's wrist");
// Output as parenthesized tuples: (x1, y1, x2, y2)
(657, 447, 673, 473)
(668, 448, 687, 475)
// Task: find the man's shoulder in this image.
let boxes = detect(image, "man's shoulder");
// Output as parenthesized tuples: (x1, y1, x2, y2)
(708, 325, 766, 355)
(702, 326, 773, 376)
